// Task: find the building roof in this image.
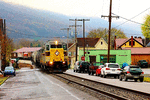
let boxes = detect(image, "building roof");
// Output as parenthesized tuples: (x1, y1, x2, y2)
(146, 42, 150, 47)
(122, 47, 150, 54)
(13, 47, 42, 53)
(77, 38, 100, 47)
(116, 38, 144, 48)
(68, 43, 74, 48)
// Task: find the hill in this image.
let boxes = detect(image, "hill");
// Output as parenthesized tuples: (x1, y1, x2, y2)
(0, 1, 143, 41)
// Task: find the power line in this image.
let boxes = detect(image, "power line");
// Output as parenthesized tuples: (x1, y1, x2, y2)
(112, 7, 150, 28)
(112, 13, 143, 25)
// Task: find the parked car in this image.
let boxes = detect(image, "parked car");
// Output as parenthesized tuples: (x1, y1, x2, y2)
(101, 63, 121, 78)
(73, 61, 81, 72)
(4, 66, 16, 77)
(78, 61, 90, 73)
(119, 65, 144, 82)
(96, 65, 104, 76)
(88, 62, 103, 75)
(137, 60, 148, 68)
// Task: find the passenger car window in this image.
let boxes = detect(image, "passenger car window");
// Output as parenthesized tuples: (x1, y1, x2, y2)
(108, 64, 119, 68)
(129, 66, 142, 71)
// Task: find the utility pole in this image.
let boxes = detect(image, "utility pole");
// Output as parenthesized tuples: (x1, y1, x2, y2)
(61, 28, 71, 54)
(69, 19, 82, 61)
(0, 19, 6, 71)
(77, 19, 90, 57)
(0, 19, 2, 70)
(101, 0, 119, 63)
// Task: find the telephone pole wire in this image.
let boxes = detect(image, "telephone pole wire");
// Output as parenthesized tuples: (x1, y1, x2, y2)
(69, 18, 82, 61)
(101, 0, 119, 63)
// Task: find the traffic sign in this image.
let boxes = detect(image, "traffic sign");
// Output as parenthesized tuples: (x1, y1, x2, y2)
(11, 60, 14, 64)
(81, 56, 85, 61)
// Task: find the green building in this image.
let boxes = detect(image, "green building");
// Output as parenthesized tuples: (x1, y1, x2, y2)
(79, 49, 131, 67)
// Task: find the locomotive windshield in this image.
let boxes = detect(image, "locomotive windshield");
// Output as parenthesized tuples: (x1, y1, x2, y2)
(51, 45, 62, 48)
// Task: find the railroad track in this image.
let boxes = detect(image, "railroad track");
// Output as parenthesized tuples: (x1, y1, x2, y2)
(51, 73, 150, 100)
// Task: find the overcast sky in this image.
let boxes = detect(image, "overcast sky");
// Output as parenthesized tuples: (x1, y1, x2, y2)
(1, 0, 150, 27)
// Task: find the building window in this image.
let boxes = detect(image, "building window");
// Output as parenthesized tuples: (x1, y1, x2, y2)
(129, 41, 135, 46)
(68, 52, 71, 56)
(101, 41, 103, 45)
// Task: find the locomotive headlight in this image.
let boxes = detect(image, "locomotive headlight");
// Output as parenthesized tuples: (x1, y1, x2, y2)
(63, 61, 65, 64)
(49, 61, 53, 65)
(55, 51, 59, 56)
(55, 41, 58, 45)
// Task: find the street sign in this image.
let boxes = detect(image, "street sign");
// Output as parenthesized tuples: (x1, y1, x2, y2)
(81, 56, 85, 61)
(11, 60, 14, 64)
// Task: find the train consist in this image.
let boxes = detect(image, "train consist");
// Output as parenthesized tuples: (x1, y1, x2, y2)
(32, 40, 68, 73)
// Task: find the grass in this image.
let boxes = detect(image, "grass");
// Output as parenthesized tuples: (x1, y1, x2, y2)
(0, 75, 9, 85)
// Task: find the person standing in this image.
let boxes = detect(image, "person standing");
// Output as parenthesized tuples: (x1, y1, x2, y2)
(122, 62, 128, 69)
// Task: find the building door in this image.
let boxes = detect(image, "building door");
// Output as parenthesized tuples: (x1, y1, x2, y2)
(89, 56, 96, 63)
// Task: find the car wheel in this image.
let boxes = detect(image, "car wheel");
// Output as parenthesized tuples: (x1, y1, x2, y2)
(91, 71, 94, 75)
(4, 74, 6, 77)
(73, 70, 75, 72)
(83, 70, 85, 73)
(114, 76, 116, 79)
(140, 78, 144, 82)
(134, 79, 138, 82)
(14, 74, 16, 76)
(123, 75, 127, 81)
(95, 73, 97, 76)
(119, 75, 122, 81)
(88, 71, 91, 75)
(79, 70, 81, 73)
(100, 74, 102, 77)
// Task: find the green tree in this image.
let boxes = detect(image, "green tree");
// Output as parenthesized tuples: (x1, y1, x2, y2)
(5, 36, 14, 63)
(141, 14, 150, 38)
(87, 27, 127, 49)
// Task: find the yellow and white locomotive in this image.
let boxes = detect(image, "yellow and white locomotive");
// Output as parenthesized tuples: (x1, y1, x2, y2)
(39, 40, 68, 72)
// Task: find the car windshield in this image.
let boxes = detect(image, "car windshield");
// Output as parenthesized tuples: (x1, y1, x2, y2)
(108, 64, 119, 68)
(5, 67, 14, 70)
(82, 62, 90, 66)
(93, 62, 103, 66)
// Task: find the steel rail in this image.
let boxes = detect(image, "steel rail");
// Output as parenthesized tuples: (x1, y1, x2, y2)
(54, 74, 128, 100)
(64, 73, 150, 97)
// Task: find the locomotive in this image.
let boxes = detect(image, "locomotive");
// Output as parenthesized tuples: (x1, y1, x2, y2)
(33, 40, 68, 73)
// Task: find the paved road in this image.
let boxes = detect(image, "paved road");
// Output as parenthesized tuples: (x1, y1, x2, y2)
(66, 69, 150, 94)
(0, 68, 98, 100)
(141, 68, 150, 74)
